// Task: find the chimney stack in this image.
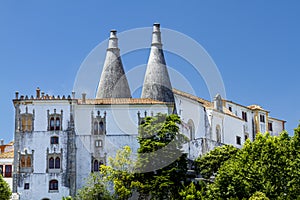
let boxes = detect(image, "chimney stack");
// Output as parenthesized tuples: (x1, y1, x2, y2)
(82, 93, 86, 104)
(36, 87, 41, 99)
(141, 23, 175, 103)
(96, 30, 131, 98)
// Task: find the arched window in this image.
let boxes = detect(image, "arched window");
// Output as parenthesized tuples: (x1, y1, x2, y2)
(49, 179, 58, 190)
(49, 157, 54, 169)
(94, 160, 99, 172)
(26, 156, 31, 167)
(99, 121, 104, 134)
(55, 117, 60, 131)
(55, 157, 60, 169)
(188, 119, 195, 140)
(50, 117, 55, 131)
(216, 125, 221, 143)
(94, 122, 98, 135)
(48, 109, 63, 131)
(91, 111, 106, 135)
(20, 108, 34, 132)
(21, 156, 26, 167)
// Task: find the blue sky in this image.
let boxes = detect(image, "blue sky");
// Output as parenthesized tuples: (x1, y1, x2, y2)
(0, 1, 299, 142)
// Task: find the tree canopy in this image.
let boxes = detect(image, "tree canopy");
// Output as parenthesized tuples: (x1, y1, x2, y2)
(0, 174, 11, 200)
(135, 113, 189, 199)
(206, 125, 300, 199)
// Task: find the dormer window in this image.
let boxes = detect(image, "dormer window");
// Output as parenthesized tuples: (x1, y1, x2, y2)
(48, 109, 63, 131)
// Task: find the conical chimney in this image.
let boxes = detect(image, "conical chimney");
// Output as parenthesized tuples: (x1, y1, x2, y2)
(96, 30, 131, 98)
(141, 23, 175, 103)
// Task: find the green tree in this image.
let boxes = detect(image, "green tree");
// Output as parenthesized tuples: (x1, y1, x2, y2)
(0, 174, 11, 200)
(179, 182, 206, 200)
(249, 192, 269, 200)
(195, 144, 238, 179)
(100, 146, 136, 200)
(135, 113, 188, 199)
(207, 126, 300, 199)
(75, 172, 112, 200)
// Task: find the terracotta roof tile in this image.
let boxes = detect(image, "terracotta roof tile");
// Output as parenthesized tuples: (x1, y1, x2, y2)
(0, 151, 14, 159)
(172, 89, 213, 107)
(78, 98, 172, 105)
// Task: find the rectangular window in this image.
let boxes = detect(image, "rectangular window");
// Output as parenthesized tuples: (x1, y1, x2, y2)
(260, 114, 265, 123)
(229, 106, 232, 112)
(24, 183, 30, 190)
(50, 136, 59, 144)
(268, 122, 273, 131)
(95, 140, 102, 147)
(236, 136, 241, 145)
(244, 134, 248, 141)
(4, 165, 12, 177)
(242, 111, 248, 122)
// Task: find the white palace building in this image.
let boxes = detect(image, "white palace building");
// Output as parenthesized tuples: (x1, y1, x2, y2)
(12, 23, 285, 200)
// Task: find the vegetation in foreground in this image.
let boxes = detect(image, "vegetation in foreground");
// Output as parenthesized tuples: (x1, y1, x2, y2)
(62, 114, 300, 200)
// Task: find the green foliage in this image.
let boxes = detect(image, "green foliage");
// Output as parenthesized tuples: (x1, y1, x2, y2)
(179, 182, 206, 200)
(62, 196, 74, 200)
(207, 127, 300, 199)
(249, 191, 269, 200)
(135, 113, 189, 199)
(196, 144, 238, 179)
(75, 173, 112, 200)
(100, 146, 136, 200)
(0, 174, 11, 200)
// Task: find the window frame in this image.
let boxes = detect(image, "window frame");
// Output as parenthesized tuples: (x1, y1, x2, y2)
(49, 179, 59, 192)
(50, 136, 59, 144)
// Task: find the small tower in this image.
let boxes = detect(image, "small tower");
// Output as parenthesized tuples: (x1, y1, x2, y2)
(141, 23, 175, 103)
(96, 30, 131, 98)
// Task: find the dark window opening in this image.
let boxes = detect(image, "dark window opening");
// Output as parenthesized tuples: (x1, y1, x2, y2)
(4, 165, 12, 177)
(55, 157, 60, 169)
(236, 136, 241, 145)
(50, 117, 55, 131)
(268, 122, 273, 131)
(94, 160, 99, 172)
(242, 111, 248, 122)
(50, 136, 59, 144)
(49, 157, 54, 169)
(260, 115, 265, 123)
(49, 180, 58, 191)
(55, 118, 60, 131)
(24, 183, 30, 190)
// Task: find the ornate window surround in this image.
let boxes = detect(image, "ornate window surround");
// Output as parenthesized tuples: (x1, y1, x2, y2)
(91, 111, 106, 135)
(18, 106, 35, 133)
(46, 148, 63, 173)
(19, 149, 34, 173)
(47, 109, 63, 131)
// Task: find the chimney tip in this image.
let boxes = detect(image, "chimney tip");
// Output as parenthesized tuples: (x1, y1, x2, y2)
(110, 30, 117, 38)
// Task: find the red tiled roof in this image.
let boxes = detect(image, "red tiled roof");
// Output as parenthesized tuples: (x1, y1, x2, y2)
(78, 98, 173, 105)
(0, 151, 14, 159)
